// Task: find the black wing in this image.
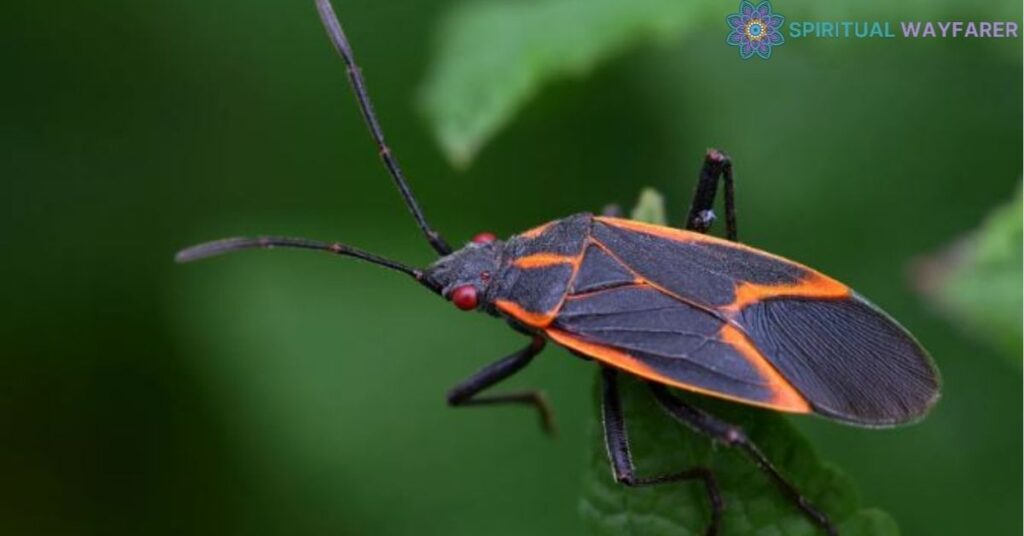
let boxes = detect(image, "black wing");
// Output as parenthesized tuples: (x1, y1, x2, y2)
(554, 217, 941, 426)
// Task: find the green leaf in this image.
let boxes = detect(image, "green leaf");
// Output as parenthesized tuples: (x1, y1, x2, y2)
(419, 0, 1015, 167)
(914, 184, 1023, 363)
(419, 0, 707, 167)
(629, 187, 667, 225)
(579, 190, 900, 535)
(580, 377, 900, 536)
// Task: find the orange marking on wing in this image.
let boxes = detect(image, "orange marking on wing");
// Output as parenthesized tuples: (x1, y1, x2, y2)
(718, 325, 810, 411)
(595, 216, 822, 269)
(723, 274, 849, 314)
(519, 222, 552, 239)
(586, 238, 645, 281)
(564, 282, 651, 301)
(595, 216, 852, 311)
(495, 299, 556, 328)
(587, 238, 726, 319)
(596, 216, 711, 240)
(546, 328, 810, 414)
(513, 253, 574, 269)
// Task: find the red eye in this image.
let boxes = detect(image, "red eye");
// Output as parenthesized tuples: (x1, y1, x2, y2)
(472, 232, 496, 244)
(451, 285, 478, 311)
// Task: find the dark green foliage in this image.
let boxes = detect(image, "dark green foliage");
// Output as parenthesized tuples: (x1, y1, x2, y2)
(915, 184, 1023, 363)
(580, 375, 900, 535)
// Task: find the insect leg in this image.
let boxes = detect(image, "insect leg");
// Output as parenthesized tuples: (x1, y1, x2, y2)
(684, 149, 736, 241)
(601, 368, 723, 536)
(647, 383, 838, 536)
(447, 336, 555, 434)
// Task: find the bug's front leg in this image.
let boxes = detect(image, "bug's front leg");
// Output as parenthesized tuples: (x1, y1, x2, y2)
(647, 383, 839, 536)
(600, 367, 723, 536)
(685, 149, 736, 241)
(446, 335, 556, 435)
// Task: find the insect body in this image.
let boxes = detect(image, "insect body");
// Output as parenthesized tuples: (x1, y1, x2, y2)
(432, 213, 937, 426)
(177, 2, 939, 534)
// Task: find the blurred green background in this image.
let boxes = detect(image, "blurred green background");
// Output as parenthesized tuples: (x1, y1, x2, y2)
(3, 0, 1021, 535)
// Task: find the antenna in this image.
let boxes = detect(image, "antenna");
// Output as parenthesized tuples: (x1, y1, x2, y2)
(314, 0, 452, 256)
(175, 236, 440, 292)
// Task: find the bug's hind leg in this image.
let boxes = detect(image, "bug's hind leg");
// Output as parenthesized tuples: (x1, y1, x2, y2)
(647, 383, 839, 536)
(600, 368, 723, 535)
(685, 149, 736, 241)
(447, 336, 556, 435)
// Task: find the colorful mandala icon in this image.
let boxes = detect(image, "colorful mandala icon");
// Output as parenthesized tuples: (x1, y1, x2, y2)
(727, 1, 785, 59)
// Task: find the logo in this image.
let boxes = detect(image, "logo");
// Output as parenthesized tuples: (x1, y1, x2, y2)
(726, 2, 1019, 60)
(726, 1, 785, 60)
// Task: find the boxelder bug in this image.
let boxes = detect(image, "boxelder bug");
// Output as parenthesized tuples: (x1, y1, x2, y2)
(177, 1, 941, 534)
